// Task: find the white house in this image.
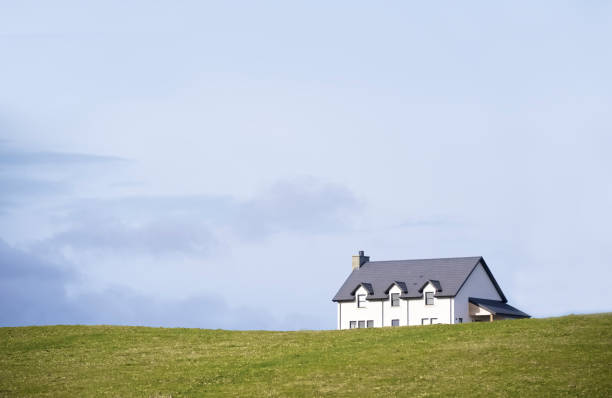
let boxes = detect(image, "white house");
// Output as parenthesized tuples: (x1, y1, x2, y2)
(332, 251, 529, 329)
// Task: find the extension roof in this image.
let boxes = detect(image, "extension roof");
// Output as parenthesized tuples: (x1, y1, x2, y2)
(332, 256, 506, 302)
(469, 297, 530, 318)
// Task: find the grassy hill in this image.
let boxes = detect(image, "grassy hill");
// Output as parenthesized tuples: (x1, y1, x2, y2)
(1, 314, 611, 397)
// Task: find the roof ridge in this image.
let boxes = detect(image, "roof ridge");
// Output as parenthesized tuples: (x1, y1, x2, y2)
(367, 256, 481, 263)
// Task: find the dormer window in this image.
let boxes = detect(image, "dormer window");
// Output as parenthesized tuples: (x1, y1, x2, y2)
(425, 292, 434, 305)
(391, 293, 399, 307)
(357, 294, 366, 308)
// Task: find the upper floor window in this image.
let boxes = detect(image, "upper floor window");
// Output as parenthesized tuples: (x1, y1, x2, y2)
(391, 293, 399, 307)
(357, 294, 366, 308)
(425, 292, 434, 305)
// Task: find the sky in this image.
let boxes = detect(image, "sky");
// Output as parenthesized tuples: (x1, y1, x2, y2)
(1, 1, 611, 330)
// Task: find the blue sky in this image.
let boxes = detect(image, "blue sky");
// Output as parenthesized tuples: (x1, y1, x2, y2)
(1, 1, 611, 329)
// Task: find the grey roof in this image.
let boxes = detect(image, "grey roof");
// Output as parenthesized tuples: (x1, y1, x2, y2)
(332, 256, 507, 302)
(469, 297, 530, 318)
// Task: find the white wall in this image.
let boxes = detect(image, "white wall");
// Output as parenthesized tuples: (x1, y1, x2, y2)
(338, 282, 457, 329)
(407, 282, 452, 326)
(453, 262, 502, 324)
(338, 286, 382, 329)
(382, 285, 408, 326)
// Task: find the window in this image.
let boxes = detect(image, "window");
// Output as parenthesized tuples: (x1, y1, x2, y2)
(421, 318, 429, 325)
(425, 292, 434, 305)
(456, 318, 463, 324)
(391, 319, 400, 327)
(357, 294, 366, 308)
(349, 321, 356, 329)
(358, 320, 365, 328)
(391, 293, 399, 307)
(367, 320, 374, 328)
(430, 318, 437, 325)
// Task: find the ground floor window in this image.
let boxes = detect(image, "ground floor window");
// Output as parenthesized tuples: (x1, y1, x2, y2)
(430, 318, 437, 325)
(350, 320, 374, 329)
(456, 317, 463, 324)
(421, 318, 428, 325)
(391, 319, 399, 327)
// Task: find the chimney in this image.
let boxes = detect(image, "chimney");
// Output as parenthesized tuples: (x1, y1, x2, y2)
(352, 250, 370, 270)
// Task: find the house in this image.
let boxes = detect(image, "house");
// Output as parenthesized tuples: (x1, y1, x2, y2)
(332, 251, 529, 329)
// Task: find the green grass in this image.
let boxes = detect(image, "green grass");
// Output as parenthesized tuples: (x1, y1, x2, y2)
(1, 314, 611, 397)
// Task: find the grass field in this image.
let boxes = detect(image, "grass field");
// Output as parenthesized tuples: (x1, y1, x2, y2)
(1, 314, 611, 397)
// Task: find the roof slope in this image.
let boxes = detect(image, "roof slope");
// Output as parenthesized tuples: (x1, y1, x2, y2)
(332, 256, 506, 302)
(469, 297, 530, 318)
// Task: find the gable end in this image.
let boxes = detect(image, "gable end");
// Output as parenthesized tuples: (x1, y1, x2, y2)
(455, 257, 507, 302)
